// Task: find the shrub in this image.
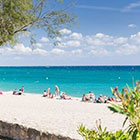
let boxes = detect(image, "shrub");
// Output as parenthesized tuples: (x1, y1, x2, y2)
(78, 121, 129, 140)
(78, 82, 140, 140)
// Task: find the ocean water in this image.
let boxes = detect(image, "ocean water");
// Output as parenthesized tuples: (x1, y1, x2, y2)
(0, 66, 140, 97)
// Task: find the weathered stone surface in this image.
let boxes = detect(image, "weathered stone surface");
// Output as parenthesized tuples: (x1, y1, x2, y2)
(40, 132, 49, 140)
(0, 121, 76, 140)
(27, 128, 40, 140)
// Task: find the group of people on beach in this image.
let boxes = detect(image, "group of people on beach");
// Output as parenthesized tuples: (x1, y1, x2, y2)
(0, 86, 24, 96)
(81, 81, 140, 103)
(42, 85, 59, 98)
(13, 86, 24, 95)
(82, 91, 118, 103)
(42, 85, 71, 100)
(1, 80, 140, 104)
(81, 87, 121, 103)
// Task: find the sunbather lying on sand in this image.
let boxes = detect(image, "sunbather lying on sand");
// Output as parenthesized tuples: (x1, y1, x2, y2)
(13, 88, 23, 95)
(60, 92, 71, 100)
(96, 95, 106, 103)
(48, 92, 54, 99)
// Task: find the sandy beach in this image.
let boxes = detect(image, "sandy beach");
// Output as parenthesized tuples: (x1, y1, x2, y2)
(0, 92, 127, 140)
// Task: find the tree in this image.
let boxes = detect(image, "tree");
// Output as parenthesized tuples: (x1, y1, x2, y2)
(0, 0, 76, 46)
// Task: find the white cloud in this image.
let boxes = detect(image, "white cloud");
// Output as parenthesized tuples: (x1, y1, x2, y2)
(66, 40, 80, 47)
(35, 43, 43, 47)
(51, 48, 65, 54)
(86, 34, 114, 47)
(90, 49, 110, 56)
(128, 24, 137, 28)
(114, 37, 128, 44)
(5, 30, 140, 59)
(13, 44, 32, 54)
(123, 1, 140, 12)
(55, 37, 62, 42)
(116, 44, 139, 55)
(130, 32, 140, 44)
(57, 40, 80, 48)
(77, 3, 140, 13)
(76, 5, 120, 12)
(48, 30, 140, 57)
(33, 48, 47, 55)
(71, 49, 82, 54)
(70, 32, 83, 40)
(0, 43, 48, 56)
(95, 33, 105, 38)
(40, 37, 49, 42)
(59, 28, 72, 35)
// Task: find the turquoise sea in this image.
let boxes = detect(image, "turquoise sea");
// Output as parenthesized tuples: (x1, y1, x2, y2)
(0, 66, 140, 97)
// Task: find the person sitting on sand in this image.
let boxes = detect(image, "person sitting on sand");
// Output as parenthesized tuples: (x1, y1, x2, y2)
(89, 91, 95, 102)
(0, 91, 3, 95)
(43, 90, 47, 97)
(48, 92, 51, 97)
(13, 89, 17, 95)
(20, 86, 24, 92)
(55, 85, 59, 96)
(60, 92, 71, 100)
(17, 89, 23, 95)
(49, 93, 53, 99)
(82, 94, 86, 102)
(84, 91, 95, 102)
(96, 95, 106, 103)
(108, 97, 115, 102)
(46, 88, 54, 98)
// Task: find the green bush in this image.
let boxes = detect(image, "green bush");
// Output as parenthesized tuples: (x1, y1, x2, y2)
(78, 82, 140, 140)
(78, 123, 129, 140)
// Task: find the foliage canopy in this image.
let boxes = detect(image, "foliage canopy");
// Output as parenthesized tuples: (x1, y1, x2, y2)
(0, 0, 76, 46)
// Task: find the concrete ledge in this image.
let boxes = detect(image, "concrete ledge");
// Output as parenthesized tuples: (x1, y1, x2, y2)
(0, 121, 75, 140)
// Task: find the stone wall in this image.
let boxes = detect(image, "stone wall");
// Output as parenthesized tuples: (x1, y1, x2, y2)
(0, 121, 75, 140)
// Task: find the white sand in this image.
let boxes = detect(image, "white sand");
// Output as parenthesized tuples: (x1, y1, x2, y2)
(0, 92, 127, 140)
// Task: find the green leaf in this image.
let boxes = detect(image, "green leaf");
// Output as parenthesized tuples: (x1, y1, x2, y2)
(132, 129, 137, 140)
(123, 117, 128, 127)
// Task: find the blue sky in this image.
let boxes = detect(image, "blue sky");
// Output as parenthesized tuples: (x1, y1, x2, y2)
(1, 0, 140, 66)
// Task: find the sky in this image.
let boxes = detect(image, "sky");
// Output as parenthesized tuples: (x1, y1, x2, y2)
(1, 0, 140, 66)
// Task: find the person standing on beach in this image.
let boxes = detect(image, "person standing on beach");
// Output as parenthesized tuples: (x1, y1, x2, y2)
(55, 85, 59, 96)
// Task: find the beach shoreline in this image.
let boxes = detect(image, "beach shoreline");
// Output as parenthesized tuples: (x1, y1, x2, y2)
(0, 91, 128, 140)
